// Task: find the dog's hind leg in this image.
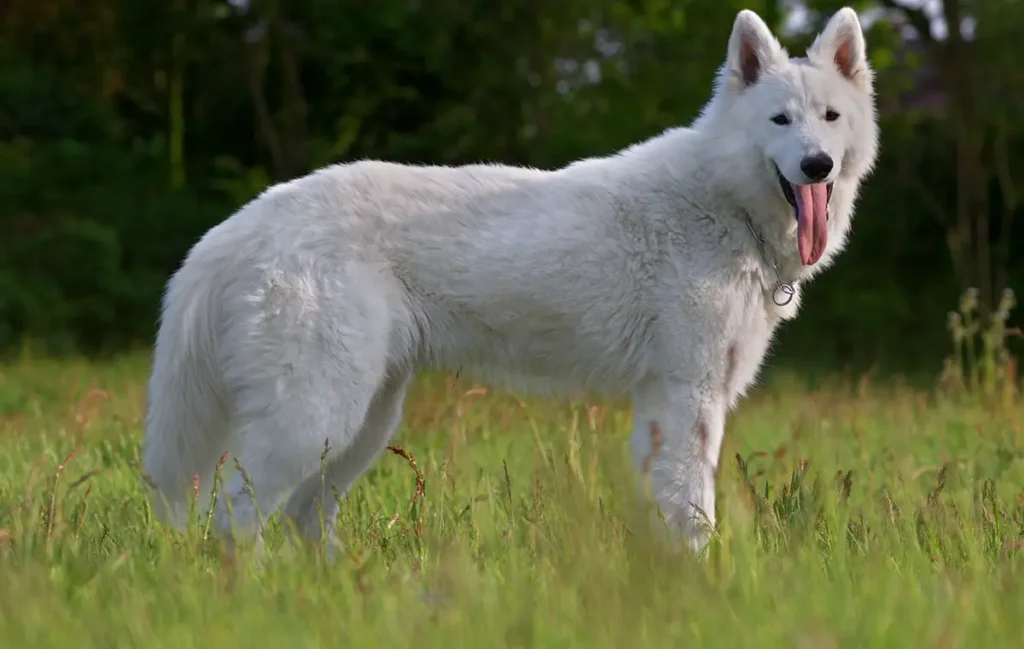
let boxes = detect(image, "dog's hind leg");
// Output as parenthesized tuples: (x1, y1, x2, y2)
(212, 280, 397, 552)
(280, 368, 413, 554)
(212, 360, 387, 553)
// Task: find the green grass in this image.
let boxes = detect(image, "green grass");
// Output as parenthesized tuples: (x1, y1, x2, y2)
(1, 354, 1023, 648)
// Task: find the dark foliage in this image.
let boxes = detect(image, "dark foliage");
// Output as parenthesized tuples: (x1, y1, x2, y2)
(1, 0, 1020, 373)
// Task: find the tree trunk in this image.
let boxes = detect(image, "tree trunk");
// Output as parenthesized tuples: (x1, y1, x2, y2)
(169, 0, 187, 189)
(942, 0, 993, 316)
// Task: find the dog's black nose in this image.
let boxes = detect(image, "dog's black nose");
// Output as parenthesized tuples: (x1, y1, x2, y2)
(800, 153, 834, 182)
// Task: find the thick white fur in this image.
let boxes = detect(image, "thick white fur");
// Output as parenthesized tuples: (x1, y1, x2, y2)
(141, 8, 878, 554)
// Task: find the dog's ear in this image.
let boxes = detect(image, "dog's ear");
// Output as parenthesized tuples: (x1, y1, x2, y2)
(726, 10, 784, 89)
(809, 7, 872, 90)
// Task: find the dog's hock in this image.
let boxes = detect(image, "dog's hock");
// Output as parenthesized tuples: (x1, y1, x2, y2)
(810, 7, 871, 89)
(726, 9, 784, 88)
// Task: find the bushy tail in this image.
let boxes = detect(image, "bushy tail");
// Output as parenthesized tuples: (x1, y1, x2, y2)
(141, 258, 230, 530)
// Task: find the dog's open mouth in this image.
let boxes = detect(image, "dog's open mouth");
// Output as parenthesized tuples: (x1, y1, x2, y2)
(778, 172, 833, 216)
(775, 165, 833, 266)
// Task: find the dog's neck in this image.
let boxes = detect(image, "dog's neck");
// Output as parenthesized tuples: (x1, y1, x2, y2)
(604, 126, 854, 291)
(743, 207, 809, 282)
(740, 212, 802, 306)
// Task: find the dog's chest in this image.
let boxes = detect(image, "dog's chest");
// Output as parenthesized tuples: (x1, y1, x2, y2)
(723, 280, 782, 406)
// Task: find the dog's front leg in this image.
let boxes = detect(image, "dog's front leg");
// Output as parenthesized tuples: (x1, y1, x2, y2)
(629, 376, 725, 554)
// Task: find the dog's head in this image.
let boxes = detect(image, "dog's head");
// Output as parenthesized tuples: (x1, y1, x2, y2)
(703, 7, 879, 267)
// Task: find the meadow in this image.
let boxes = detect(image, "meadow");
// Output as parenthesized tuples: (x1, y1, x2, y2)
(1, 344, 1022, 648)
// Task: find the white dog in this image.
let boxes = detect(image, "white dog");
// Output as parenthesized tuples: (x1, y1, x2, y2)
(141, 7, 878, 554)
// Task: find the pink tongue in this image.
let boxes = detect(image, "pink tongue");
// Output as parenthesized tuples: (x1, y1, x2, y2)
(795, 183, 829, 265)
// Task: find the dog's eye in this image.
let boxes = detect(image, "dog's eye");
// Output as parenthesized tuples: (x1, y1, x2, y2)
(770, 114, 790, 126)
(825, 109, 840, 122)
